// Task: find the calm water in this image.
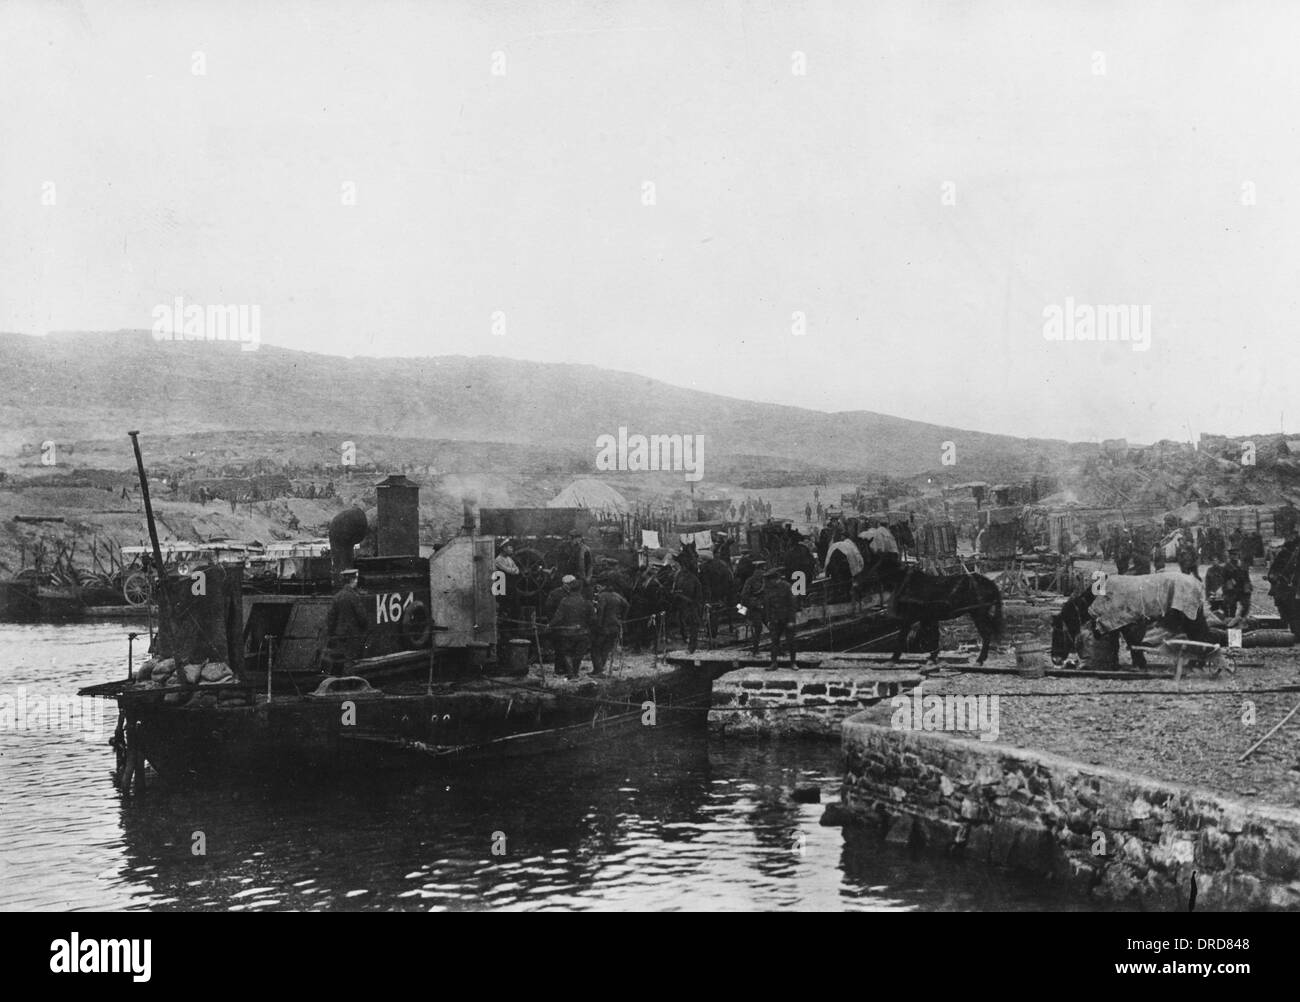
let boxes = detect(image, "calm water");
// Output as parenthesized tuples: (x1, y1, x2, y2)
(0, 623, 1114, 911)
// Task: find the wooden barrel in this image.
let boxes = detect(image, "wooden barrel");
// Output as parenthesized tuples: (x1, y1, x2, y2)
(504, 638, 533, 676)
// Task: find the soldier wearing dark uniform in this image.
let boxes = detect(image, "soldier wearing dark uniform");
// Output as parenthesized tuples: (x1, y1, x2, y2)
(672, 555, 704, 654)
(1176, 542, 1199, 579)
(739, 560, 768, 656)
(1221, 549, 1253, 623)
(325, 568, 369, 672)
(590, 583, 629, 676)
(548, 575, 592, 678)
(762, 567, 798, 669)
(558, 530, 595, 597)
(1244, 531, 1264, 570)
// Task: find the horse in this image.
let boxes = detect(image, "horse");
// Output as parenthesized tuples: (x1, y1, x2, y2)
(696, 555, 736, 641)
(824, 541, 862, 602)
(888, 520, 916, 561)
(735, 551, 765, 590)
(1050, 575, 1211, 669)
(877, 563, 1003, 665)
(627, 564, 674, 650)
(1049, 590, 1150, 668)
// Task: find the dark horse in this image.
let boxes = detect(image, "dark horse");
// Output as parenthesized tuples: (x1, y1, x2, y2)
(1050, 587, 1210, 669)
(878, 564, 1003, 664)
(696, 555, 736, 640)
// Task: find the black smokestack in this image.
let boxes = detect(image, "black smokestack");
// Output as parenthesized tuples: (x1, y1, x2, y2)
(376, 474, 420, 556)
(329, 507, 369, 579)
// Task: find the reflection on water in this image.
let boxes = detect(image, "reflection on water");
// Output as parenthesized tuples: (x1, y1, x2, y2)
(0, 624, 1124, 911)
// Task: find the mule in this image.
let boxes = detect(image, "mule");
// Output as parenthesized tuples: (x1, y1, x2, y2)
(1050, 581, 1211, 669)
(877, 564, 1003, 665)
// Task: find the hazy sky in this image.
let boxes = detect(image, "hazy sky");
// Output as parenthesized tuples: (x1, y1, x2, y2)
(2, 0, 1297, 445)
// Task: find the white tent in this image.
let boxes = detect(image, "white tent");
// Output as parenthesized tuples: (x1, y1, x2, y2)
(547, 479, 630, 515)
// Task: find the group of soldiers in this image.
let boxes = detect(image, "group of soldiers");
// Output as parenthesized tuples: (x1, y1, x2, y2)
(1107, 530, 1254, 622)
(495, 530, 635, 678)
(545, 575, 630, 678)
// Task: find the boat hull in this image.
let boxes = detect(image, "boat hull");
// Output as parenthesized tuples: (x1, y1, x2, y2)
(109, 664, 716, 783)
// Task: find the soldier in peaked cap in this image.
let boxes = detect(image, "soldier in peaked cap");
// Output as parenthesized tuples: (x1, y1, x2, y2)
(325, 568, 368, 672)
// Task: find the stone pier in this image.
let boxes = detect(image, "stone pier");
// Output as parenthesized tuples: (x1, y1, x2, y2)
(839, 716, 1300, 910)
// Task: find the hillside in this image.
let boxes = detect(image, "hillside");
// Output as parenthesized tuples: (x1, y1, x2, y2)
(0, 331, 1073, 479)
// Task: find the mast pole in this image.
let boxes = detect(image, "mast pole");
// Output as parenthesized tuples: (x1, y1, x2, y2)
(128, 431, 172, 633)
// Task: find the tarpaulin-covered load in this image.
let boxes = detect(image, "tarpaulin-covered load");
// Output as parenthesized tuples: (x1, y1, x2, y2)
(824, 539, 865, 576)
(152, 563, 244, 672)
(859, 525, 898, 554)
(1089, 573, 1206, 634)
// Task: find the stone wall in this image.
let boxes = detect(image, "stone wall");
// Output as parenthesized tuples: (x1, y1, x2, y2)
(710, 668, 920, 738)
(841, 716, 1300, 910)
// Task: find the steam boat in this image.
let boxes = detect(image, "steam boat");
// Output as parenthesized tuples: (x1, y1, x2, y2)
(79, 434, 721, 787)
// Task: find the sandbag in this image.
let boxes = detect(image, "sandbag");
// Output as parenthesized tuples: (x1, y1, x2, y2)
(199, 661, 233, 683)
(182, 662, 203, 686)
(146, 657, 176, 683)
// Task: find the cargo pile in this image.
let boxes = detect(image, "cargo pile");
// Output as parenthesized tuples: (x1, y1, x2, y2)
(132, 657, 237, 704)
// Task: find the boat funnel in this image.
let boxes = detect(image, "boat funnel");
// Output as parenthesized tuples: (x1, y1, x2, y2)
(376, 474, 421, 556)
(329, 507, 369, 578)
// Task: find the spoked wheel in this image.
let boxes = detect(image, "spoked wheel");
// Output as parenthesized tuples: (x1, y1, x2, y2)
(123, 572, 153, 606)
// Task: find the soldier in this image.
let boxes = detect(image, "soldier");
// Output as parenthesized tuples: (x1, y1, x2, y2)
(590, 582, 629, 677)
(762, 566, 798, 670)
(1176, 541, 1200, 579)
(559, 530, 594, 596)
(805, 502, 812, 522)
(324, 568, 369, 672)
(1221, 549, 1253, 624)
(1127, 546, 1151, 575)
(547, 575, 592, 678)
(739, 559, 768, 656)
(1244, 530, 1264, 570)
(672, 554, 704, 654)
(494, 540, 522, 638)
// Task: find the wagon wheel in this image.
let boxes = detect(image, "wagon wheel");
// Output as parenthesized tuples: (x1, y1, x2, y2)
(123, 572, 153, 606)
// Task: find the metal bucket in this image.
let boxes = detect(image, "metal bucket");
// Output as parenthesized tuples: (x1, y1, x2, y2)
(1014, 641, 1048, 678)
(504, 638, 532, 676)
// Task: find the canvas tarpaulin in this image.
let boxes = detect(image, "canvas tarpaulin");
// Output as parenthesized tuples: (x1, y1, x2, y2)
(151, 563, 245, 672)
(1089, 572, 1206, 634)
(824, 539, 865, 576)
